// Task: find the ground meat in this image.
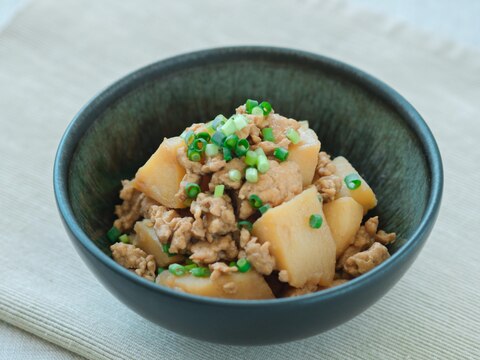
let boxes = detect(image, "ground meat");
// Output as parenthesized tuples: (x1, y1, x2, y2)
(316, 152, 336, 178)
(343, 242, 390, 277)
(188, 235, 238, 264)
(375, 230, 397, 245)
(269, 113, 301, 145)
(237, 123, 262, 143)
(149, 205, 193, 253)
(202, 155, 226, 173)
(244, 238, 275, 275)
(239, 228, 251, 249)
(314, 175, 342, 202)
(236, 105, 270, 129)
(222, 282, 237, 294)
(238, 160, 303, 219)
(209, 158, 246, 191)
(278, 270, 289, 283)
(113, 180, 158, 232)
(174, 173, 201, 204)
(190, 193, 237, 239)
(365, 216, 379, 235)
(209, 261, 238, 281)
(111, 243, 156, 281)
(284, 283, 318, 297)
(252, 138, 291, 155)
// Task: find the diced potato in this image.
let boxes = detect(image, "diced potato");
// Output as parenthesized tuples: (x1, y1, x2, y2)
(332, 156, 377, 213)
(288, 128, 321, 187)
(157, 271, 274, 300)
(252, 186, 336, 288)
(323, 197, 363, 258)
(133, 220, 183, 267)
(133, 137, 186, 208)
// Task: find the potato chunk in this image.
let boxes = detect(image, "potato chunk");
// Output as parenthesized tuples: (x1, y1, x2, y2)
(133, 137, 186, 208)
(252, 186, 336, 288)
(156, 271, 274, 300)
(133, 220, 183, 267)
(332, 156, 377, 213)
(288, 128, 321, 187)
(323, 197, 363, 258)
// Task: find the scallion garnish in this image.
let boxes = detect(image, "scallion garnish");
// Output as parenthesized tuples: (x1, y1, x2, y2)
(344, 173, 362, 190)
(119, 234, 130, 244)
(221, 118, 236, 136)
(107, 226, 121, 243)
(309, 214, 323, 229)
(249, 194, 263, 208)
(236, 258, 251, 273)
(259, 204, 271, 214)
(261, 127, 275, 142)
(251, 106, 264, 116)
(187, 148, 202, 162)
(235, 138, 250, 156)
(162, 243, 176, 257)
(156, 268, 164, 275)
(286, 128, 300, 144)
(191, 138, 207, 152)
(233, 114, 248, 130)
(257, 155, 269, 173)
(259, 101, 272, 115)
(237, 220, 253, 231)
(205, 143, 219, 157)
(190, 267, 210, 277)
(168, 263, 186, 276)
(185, 183, 201, 199)
(196, 132, 211, 142)
(224, 134, 239, 150)
(184, 263, 197, 271)
(244, 150, 258, 166)
(273, 147, 289, 162)
(245, 167, 259, 183)
(245, 99, 259, 114)
(223, 147, 233, 162)
(212, 114, 227, 130)
(229, 261, 237, 267)
(228, 169, 242, 182)
(212, 131, 226, 147)
(214, 184, 225, 198)
(181, 130, 195, 146)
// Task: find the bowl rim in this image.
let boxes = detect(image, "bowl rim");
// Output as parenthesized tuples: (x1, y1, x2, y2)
(53, 46, 443, 307)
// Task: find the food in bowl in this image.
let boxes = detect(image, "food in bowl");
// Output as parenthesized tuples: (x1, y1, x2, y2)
(107, 100, 396, 299)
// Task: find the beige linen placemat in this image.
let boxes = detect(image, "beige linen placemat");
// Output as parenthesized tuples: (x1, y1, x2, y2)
(1, 0, 479, 359)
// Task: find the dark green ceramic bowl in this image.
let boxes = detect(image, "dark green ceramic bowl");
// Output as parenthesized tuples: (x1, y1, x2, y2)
(54, 47, 443, 345)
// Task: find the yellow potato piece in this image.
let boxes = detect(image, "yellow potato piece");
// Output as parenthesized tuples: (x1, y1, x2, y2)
(323, 197, 364, 258)
(133, 220, 183, 267)
(288, 128, 321, 187)
(252, 186, 336, 288)
(157, 271, 274, 300)
(133, 137, 186, 208)
(332, 156, 377, 214)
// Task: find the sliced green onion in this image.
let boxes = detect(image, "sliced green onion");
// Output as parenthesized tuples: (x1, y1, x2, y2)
(185, 258, 195, 265)
(228, 169, 242, 182)
(244, 150, 258, 166)
(190, 267, 210, 277)
(187, 148, 202, 162)
(196, 132, 211, 142)
(185, 183, 201, 199)
(251, 106, 264, 116)
(259, 204, 271, 214)
(235, 138, 250, 156)
(273, 147, 289, 162)
(262, 127, 275, 142)
(212, 115, 227, 130)
(309, 214, 323, 229)
(229, 261, 237, 267)
(299, 120, 309, 129)
(162, 243, 176, 257)
(169, 263, 186, 276)
(245, 99, 259, 114)
(224, 134, 239, 149)
(107, 226, 121, 243)
(259, 101, 272, 115)
(237, 220, 253, 231)
(184, 263, 197, 271)
(223, 147, 233, 162)
(245, 167, 259, 183)
(191, 138, 207, 152)
(214, 184, 225, 198)
(232, 114, 248, 130)
(236, 258, 251, 273)
(181, 130, 195, 146)
(286, 128, 300, 144)
(212, 131, 226, 147)
(344, 173, 362, 190)
(221, 118, 236, 136)
(205, 143, 219, 157)
(255, 147, 265, 157)
(257, 155, 269, 173)
(119, 234, 130, 244)
(249, 194, 263, 208)
(156, 268, 164, 275)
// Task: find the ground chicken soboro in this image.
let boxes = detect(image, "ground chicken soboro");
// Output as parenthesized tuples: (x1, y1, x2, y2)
(108, 101, 397, 299)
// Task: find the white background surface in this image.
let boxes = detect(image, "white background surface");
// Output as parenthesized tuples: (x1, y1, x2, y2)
(0, 0, 478, 359)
